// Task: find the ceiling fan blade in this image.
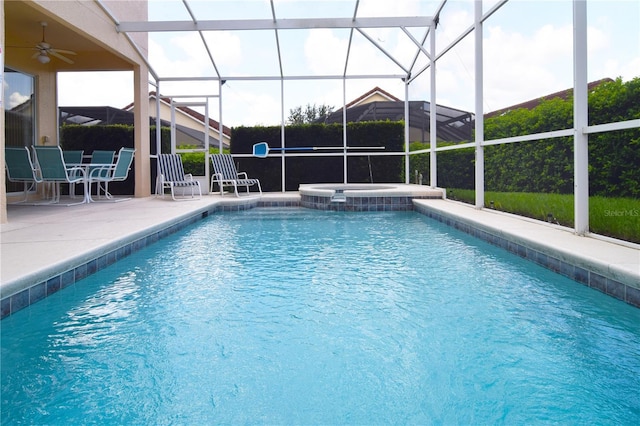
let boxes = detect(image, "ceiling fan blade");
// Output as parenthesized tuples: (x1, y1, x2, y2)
(30, 21, 77, 65)
(51, 48, 77, 56)
(49, 50, 75, 64)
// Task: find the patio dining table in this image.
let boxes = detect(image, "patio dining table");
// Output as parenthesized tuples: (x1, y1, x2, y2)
(66, 162, 114, 203)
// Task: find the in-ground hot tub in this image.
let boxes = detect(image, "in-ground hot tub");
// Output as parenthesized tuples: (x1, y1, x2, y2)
(299, 183, 443, 211)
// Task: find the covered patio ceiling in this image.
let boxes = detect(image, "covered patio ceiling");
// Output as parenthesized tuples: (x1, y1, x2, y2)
(4, 0, 132, 71)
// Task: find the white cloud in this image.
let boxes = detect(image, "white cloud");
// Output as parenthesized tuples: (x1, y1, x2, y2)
(243, 93, 282, 126)
(223, 82, 282, 126)
(602, 57, 640, 81)
(303, 29, 347, 75)
(586, 25, 609, 54)
(480, 23, 574, 112)
(587, 24, 638, 81)
(201, 32, 244, 70)
(148, 31, 243, 78)
(8, 92, 30, 109)
(58, 71, 133, 108)
(150, 36, 208, 77)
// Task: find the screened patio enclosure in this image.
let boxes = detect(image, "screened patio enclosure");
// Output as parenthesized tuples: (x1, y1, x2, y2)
(115, 0, 639, 237)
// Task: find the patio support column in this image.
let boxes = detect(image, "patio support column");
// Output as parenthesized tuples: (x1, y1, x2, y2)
(38, 71, 58, 146)
(474, 0, 485, 209)
(133, 63, 151, 197)
(573, 0, 589, 235)
(429, 22, 437, 188)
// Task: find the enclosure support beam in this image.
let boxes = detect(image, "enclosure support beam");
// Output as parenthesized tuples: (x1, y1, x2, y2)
(404, 80, 410, 184)
(118, 16, 433, 33)
(343, 79, 348, 184)
(170, 101, 177, 155)
(573, 0, 589, 235)
(155, 81, 161, 157)
(281, 80, 286, 192)
(429, 22, 437, 188)
(474, 0, 485, 209)
(218, 81, 224, 153)
(204, 101, 210, 188)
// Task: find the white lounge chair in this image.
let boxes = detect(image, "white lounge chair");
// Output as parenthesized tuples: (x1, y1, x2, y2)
(210, 154, 262, 196)
(156, 153, 202, 200)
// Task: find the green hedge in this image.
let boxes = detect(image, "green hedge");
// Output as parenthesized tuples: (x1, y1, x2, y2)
(231, 122, 405, 191)
(409, 142, 475, 189)
(410, 77, 640, 197)
(483, 78, 640, 197)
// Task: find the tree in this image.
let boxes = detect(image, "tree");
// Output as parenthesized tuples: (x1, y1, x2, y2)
(287, 103, 335, 125)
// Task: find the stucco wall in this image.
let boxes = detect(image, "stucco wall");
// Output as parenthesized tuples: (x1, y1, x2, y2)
(103, 0, 148, 54)
(2, 0, 152, 220)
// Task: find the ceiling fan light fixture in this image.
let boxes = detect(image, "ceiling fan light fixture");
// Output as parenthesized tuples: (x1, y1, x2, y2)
(37, 52, 51, 64)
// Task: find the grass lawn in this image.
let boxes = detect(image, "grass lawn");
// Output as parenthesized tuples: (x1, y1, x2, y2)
(447, 189, 640, 244)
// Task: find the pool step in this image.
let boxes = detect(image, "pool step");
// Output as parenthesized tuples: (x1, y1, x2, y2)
(331, 189, 346, 203)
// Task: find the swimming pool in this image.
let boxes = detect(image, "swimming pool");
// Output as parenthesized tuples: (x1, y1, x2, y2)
(2, 208, 639, 424)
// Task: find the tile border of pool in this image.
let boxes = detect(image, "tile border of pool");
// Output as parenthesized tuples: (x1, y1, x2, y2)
(0, 197, 274, 319)
(2, 194, 639, 318)
(414, 199, 640, 308)
(299, 183, 443, 211)
(300, 194, 442, 211)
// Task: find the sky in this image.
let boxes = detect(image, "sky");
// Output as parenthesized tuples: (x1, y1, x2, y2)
(57, 0, 640, 128)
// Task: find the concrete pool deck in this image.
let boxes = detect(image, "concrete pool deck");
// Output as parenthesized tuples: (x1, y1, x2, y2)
(1, 192, 639, 318)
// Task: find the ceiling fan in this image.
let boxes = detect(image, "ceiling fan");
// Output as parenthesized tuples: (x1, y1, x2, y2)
(32, 21, 77, 64)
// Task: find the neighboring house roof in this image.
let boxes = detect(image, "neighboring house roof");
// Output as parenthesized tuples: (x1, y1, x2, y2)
(485, 78, 613, 118)
(344, 86, 401, 109)
(60, 106, 138, 126)
(122, 92, 231, 137)
(324, 100, 474, 143)
(322, 87, 474, 143)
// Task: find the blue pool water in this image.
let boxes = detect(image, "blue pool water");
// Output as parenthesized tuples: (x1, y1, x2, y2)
(2, 208, 640, 424)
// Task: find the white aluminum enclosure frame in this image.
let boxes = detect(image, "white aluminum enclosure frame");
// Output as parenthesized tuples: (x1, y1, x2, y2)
(117, 1, 435, 187)
(114, 0, 639, 238)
